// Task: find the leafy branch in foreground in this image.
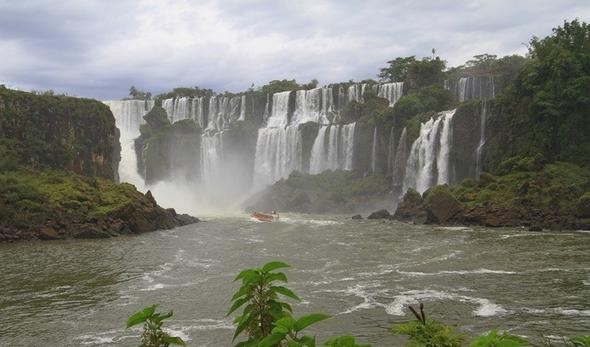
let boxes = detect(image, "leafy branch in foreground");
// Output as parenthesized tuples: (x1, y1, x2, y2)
(392, 303, 466, 347)
(126, 304, 185, 347)
(228, 261, 368, 347)
(470, 330, 528, 347)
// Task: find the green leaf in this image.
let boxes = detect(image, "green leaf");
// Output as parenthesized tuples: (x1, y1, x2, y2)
(288, 341, 303, 347)
(570, 336, 590, 347)
(227, 295, 252, 316)
(299, 335, 317, 347)
(232, 314, 253, 341)
(323, 335, 371, 347)
(234, 269, 258, 282)
(231, 285, 253, 301)
(259, 332, 287, 347)
(295, 313, 331, 332)
(262, 261, 291, 273)
(271, 286, 301, 301)
(275, 316, 296, 331)
(152, 310, 173, 324)
(265, 272, 288, 283)
(126, 304, 157, 328)
(281, 302, 293, 313)
(162, 335, 186, 346)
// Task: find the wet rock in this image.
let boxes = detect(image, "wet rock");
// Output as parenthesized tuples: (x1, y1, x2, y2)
(393, 188, 428, 224)
(38, 226, 60, 240)
(351, 214, 363, 220)
(424, 186, 462, 223)
(367, 209, 392, 220)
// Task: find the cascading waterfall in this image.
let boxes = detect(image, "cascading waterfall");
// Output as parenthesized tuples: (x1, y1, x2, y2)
(377, 82, 404, 107)
(309, 123, 356, 174)
(475, 101, 487, 177)
(253, 126, 302, 188)
(254, 91, 302, 188)
(392, 127, 408, 188)
(200, 132, 223, 186)
(292, 87, 334, 125)
(453, 76, 496, 102)
(403, 109, 456, 194)
(103, 99, 154, 187)
(371, 127, 378, 173)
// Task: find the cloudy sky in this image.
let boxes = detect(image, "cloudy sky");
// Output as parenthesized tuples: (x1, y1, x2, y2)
(1, 0, 589, 100)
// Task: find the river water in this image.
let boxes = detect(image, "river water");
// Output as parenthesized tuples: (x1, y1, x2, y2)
(1, 214, 589, 346)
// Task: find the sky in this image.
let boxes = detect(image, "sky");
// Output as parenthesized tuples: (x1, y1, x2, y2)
(1, 0, 589, 100)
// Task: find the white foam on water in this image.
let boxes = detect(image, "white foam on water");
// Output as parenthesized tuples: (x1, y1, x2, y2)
(473, 298, 508, 317)
(397, 268, 517, 277)
(522, 307, 590, 316)
(384, 289, 507, 317)
(434, 226, 473, 231)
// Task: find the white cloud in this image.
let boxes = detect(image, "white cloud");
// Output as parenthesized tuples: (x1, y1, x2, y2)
(0, 0, 589, 99)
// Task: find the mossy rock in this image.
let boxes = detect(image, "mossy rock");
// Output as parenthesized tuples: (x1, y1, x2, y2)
(424, 185, 463, 223)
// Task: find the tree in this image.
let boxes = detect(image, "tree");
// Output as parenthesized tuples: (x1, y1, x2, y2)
(379, 56, 446, 89)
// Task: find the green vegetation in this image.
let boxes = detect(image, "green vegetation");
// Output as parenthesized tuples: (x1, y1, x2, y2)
(486, 20, 590, 171)
(392, 304, 466, 347)
(451, 162, 590, 213)
(129, 86, 152, 100)
(258, 79, 319, 95)
(0, 87, 118, 179)
(127, 304, 185, 346)
(379, 56, 446, 89)
(0, 169, 145, 228)
(246, 170, 390, 214)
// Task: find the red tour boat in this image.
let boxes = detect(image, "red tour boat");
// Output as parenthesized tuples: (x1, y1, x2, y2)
(252, 211, 279, 222)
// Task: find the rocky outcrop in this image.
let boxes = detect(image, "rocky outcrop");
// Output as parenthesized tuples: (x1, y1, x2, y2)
(423, 186, 463, 223)
(135, 107, 201, 184)
(0, 171, 199, 243)
(367, 209, 392, 220)
(393, 188, 427, 223)
(243, 170, 391, 214)
(0, 87, 120, 180)
(393, 163, 590, 230)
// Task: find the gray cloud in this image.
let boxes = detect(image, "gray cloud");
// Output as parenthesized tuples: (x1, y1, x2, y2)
(0, 0, 589, 99)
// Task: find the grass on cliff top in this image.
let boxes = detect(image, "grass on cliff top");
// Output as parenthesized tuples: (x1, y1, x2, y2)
(451, 161, 590, 213)
(0, 169, 147, 229)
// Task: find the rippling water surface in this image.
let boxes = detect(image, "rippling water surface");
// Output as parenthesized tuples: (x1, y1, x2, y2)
(1, 214, 589, 346)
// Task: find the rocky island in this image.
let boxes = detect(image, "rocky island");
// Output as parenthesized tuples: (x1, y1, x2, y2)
(0, 87, 198, 242)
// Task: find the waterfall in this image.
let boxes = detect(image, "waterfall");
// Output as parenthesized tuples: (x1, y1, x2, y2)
(387, 127, 395, 174)
(292, 87, 333, 125)
(404, 109, 456, 194)
(371, 127, 378, 173)
(392, 127, 408, 188)
(309, 123, 356, 174)
(267, 91, 291, 127)
(377, 82, 404, 107)
(455, 76, 496, 103)
(200, 132, 223, 186)
(238, 95, 246, 121)
(253, 126, 302, 187)
(309, 126, 329, 174)
(458, 77, 468, 102)
(103, 99, 154, 187)
(436, 110, 455, 184)
(475, 101, 487, 177)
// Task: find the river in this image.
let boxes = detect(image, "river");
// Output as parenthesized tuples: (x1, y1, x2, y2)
(1, 214, 589, 346)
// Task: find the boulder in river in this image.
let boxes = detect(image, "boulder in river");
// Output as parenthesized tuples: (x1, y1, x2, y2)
(367, 209, 392, 220)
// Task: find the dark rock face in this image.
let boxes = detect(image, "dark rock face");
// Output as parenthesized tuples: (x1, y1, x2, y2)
(0, 88, 119, 180)
(135, 108, 201, 185)
(367, 209, 392, 220)
(0, 188, 199, 243)
(393, 188, 427, 224)
(351, 214, 363, 220)
(424, 186, 463, 223)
